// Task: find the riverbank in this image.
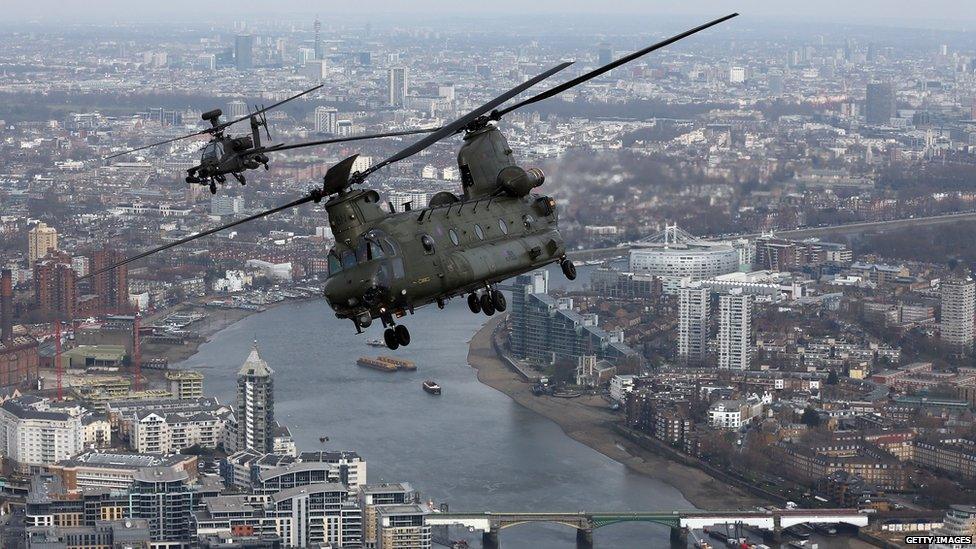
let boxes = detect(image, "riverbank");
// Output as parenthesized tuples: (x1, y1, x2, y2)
(466, 314, 764, 510)
(144, 300, 306, 366)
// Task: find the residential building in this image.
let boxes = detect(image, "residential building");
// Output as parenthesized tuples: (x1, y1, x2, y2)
(678, 284, 710, 364)
(0, 397, 84, 468)
(387, 67, 408, 107)
(237, 342, 275, 453)
(718, 290, 752, 370)
(941, 277, 975, 351)
(28, 222, 58, 265)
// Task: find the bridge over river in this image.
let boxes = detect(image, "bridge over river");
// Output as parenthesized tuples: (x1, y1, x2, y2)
(427, 508, 869, 548)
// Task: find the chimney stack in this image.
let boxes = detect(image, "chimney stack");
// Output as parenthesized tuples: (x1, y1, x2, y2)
(1, 269, 13, 343)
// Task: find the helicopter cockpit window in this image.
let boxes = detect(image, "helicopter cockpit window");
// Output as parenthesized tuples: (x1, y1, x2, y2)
(420, 234, 436, 254)
(201, 142, 222, 161)
(341, 250, 357, 270)
(327, 251, 342, 276)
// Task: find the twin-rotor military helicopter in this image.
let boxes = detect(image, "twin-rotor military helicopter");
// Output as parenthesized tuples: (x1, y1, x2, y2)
(92, 13, 738, 350)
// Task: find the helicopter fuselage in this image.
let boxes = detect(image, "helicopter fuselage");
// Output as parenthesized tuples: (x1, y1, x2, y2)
(322, 188, 563, 328)
(321, 124, 565, 333)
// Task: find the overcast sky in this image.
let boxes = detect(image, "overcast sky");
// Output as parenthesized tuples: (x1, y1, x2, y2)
(3, 0, 975, 27)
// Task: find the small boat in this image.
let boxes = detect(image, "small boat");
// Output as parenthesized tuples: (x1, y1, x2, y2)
(423, 380, 441, 395)
(366, 338, 386, 347)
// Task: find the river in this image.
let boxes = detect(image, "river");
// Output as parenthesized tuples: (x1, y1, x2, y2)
(177, 264, 693, 547)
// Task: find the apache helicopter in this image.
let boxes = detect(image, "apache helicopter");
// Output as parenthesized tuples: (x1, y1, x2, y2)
(88, 13, 738, 350)
(105, 85, 437, 195)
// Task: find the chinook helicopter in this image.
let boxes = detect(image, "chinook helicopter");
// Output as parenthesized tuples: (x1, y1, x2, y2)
(88, 13, 738, 350)
(105, 85, 438, 195)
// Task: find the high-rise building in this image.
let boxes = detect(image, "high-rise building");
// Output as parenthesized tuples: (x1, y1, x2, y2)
(387, 67, 408, 107)
(865, 82, 895, 125)
(234, 34, 254, 70)
(304, 59, 327, 81)
(92, 249, 129, 314)
(34, 253, 77, 319)
(718, 290, 752, 370)
(28, 222, 58, 265)
(314, 16, 322, 59)
(941, 277, 975, 351)
(236, 342, 275, 453)
(129, 467, 195, 542)
(678, 285, 710, 365)
(729, 66, 746, 84)
(314, 106, 339, 134)
(210, 194, 244, 216)
(597, 43, 613, 65)
(226, 100, 248, 120)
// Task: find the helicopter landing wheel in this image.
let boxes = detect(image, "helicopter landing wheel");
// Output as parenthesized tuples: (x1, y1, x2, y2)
(490, 289, 507, 312)
(215, 174, 226, 183)
(480, 293, 496, 316)
(394, 325, 410, 346)
(383, 328, 400, 350)
(209, 183, 217, 195)
(467, 293, 482, 314)
(560, 259, 577, 281)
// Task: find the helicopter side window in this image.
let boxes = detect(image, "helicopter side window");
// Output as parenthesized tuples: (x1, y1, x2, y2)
(498, 219, 509, 234)
(368, 240, 386, 259)
(420, 234, 436, 254)
(327, 251, 342, 276)
(474, 224, 485, 240)
(202, 142, 220, 161)
(449, 229, 460, 246)
(341, 250, 357, 269)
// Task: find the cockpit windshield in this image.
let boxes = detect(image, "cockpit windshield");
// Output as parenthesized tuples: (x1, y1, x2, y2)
(201, 142, 222, 161)
(327, 232, 399, 278)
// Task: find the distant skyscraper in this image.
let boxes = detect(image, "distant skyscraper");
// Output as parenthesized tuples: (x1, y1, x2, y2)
(33, 254, 77, 319)
(314, 17, 322, 59)
(234, 34, 254, 70)
(941, 277, 975, 352)
(226, 100, 248, 120)
(768, 70, 784, 96)
(729, 66, 746, 84)
(314, 106, 338, 134)
(678, 285, 710, 365)
(91, 248, 128, 314)
(236, 342, 275, 453)
(718, 290, 752, 370)
(597, 43, 613, 65)
(865, 82, 895, 125)
(387, 67, 408, 107)
(303, 59, 327, 81)
(28, 222, 58, 265)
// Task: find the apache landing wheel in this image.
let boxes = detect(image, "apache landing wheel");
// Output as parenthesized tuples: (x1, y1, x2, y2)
(383, 328, 400, 350)
(480, 293, 496, 316)
(394, 325, 410, 346)
(209, 183, 217, 195)
(491, 290, 507, 312)
(467, 293, 482, 314)
(560, 259, 577, 281)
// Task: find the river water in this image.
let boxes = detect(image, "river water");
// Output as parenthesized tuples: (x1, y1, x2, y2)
(178, 265, 693, 548)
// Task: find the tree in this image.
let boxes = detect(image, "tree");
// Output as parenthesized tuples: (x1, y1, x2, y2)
(801, 407, 821, 428)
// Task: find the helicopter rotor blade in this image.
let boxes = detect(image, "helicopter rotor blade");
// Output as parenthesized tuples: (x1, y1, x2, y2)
(494, 13, 738, 119)
(220, 84, 323, 130)
(258, 126, 443, 155)
(359, 60, 573, 179)
(81, 193, 317, 279)
(103, 128, 211, 159)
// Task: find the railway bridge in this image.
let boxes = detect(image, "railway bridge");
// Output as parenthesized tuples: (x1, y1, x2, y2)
(426, 508, 869, 548)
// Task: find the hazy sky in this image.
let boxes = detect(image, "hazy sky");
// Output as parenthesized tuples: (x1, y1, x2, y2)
(4, 0, 975, 27)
